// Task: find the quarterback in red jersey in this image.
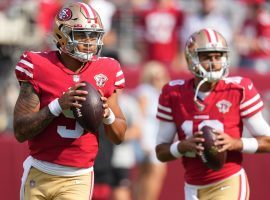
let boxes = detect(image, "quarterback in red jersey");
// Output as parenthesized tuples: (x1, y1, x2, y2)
(155, 28, 270, 200)
(13, 2, 126, 200)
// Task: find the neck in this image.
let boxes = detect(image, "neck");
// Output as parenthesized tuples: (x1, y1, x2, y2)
(58, 52, 86, 73)
(194, 77, 217, 92)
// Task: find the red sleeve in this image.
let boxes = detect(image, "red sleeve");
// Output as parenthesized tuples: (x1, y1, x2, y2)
(15, 51, 40, 94)
(113, 60, 125, 90)
(239, 77, 263, 118)
(156, 83, 174, 122)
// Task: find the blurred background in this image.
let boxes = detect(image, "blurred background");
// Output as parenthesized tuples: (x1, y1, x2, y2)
(1, 0, 270, 199)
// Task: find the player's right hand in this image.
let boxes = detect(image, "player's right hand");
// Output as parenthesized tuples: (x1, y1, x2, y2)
(179, 131, 205, 155)
(58, 82, 88, 110)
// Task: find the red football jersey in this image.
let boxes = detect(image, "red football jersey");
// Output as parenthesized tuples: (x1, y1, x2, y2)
(15, 51, 125, 168)
(157, 77, 263, 185)
(136, 5, 183, 63)
(241, 9, 270, 58)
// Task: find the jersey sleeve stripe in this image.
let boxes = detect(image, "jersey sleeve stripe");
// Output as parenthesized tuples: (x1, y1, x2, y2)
(157, 112, 173, 120)
(116, 70, 123, 77)
(19, 59, 34, 69)
(240, 94, 260, 109)
(158, 104, 172, 112)
(15, 66, 33, 78)
(240, 101, 263, 117)
(115, 78, 125, 86)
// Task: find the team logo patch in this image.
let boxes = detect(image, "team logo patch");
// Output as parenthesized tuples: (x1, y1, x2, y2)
(30, 180, 36, 188)
(216, 100, 232, 114)
(58, 8, 72, 21)
(73, 75, 80, 82)
(94, 74, 108, 87)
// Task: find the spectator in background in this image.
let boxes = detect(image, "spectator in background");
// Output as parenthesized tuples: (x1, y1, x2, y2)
(178, 0, 233, 69)
(235, 0, 270, 73)
(110, 90, 142, 200)
(36, 0, 63, 49)
(37, 0, 63, 36)
(134, 0, 184, 70)
(135, 61, 170, 200)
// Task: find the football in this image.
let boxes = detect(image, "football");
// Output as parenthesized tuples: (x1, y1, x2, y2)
(72, 81, 104, 133)
(200, 126, 227, 171)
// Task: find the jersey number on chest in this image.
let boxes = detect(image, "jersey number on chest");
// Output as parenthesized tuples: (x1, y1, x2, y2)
(181, 119, 224, 138)
(58, 110, 84, 138)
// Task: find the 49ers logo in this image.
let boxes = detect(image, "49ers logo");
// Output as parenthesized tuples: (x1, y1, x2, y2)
(58, 8, 72, 21)
(216, 100, 232, 114)
(94, 74, 108, 87)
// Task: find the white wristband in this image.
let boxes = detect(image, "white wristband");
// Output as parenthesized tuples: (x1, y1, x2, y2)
(103, 108, 115, 125)
(48, 98, 62, 117)
(241, 138, 259, 153)
(170, 141, 182, 158)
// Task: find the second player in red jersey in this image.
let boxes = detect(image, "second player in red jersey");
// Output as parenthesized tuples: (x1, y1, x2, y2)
(156, 28, 270, 200)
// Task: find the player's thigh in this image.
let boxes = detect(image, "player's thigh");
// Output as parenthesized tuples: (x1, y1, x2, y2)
(185, 170, 249, 200)
(199, 171, 249, 200)
(24, 167, 94, 200)
(24, 167, 47, 200)
(54, 172, 94, 200)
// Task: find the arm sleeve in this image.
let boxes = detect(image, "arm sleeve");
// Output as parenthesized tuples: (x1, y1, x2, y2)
(156, 84, 174, 122)
(15, 51, 39, 93)
(243, 111, 270, 136)
(239, 78, 263, 118)
(156, 120, 177, 145)
(114, 60, 125, 90)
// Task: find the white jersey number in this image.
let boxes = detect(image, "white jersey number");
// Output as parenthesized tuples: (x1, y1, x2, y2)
(181, 120, 224, 157)
(57, 109, 84, 138)
(181, 120, 224, 139)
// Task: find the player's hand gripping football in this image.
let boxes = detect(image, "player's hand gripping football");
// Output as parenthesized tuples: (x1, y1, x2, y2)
(98, 89, 110, 118)
(213, 130, 242, 152)
(58, 82, 88, 110)
(179, 131, 205, 156)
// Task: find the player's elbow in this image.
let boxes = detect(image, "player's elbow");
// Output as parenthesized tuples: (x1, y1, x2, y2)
(155, 145, 169, 162)
(114, 130, 126, 145)
(13, 122, 28, 143)
(113, 138, 124, 145)
(156, 153, 167, 163)
(14, 130, 27, 143)
(110, 133, 125, 145)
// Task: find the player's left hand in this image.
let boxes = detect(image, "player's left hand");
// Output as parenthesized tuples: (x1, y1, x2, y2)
(98, 90, 110, 118)
(213, 130, 242, 152)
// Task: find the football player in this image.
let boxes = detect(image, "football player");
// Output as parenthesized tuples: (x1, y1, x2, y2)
(13, 2, 127, 200)
(155, 28, 270, 200)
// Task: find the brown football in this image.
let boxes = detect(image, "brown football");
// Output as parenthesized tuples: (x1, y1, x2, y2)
(72, 81, 104, 133)
(200, 126, 227, 171)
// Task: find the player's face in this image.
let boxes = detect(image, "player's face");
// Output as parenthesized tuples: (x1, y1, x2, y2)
(198, 52, 223, 72)
(73, 31, 101, 54)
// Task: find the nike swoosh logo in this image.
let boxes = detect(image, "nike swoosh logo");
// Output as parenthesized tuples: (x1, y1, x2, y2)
(22, 54, 27, 58)
(248, 83, 253, 90)
(220, 186, 231, 191)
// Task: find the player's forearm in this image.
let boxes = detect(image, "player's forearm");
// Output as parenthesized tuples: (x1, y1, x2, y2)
(104, 118, 126, 145)
(156, 143, 178, 162)
(13, 107, 55, 142)
(256, 136, 270, 152)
